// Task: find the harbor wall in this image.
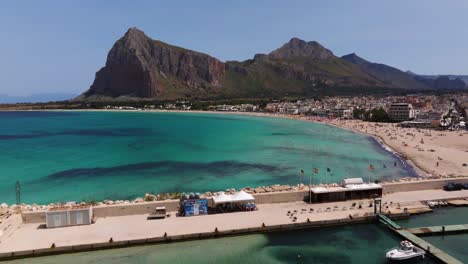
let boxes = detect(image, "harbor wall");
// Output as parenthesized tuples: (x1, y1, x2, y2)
(21, 200, 180, 224)
(21, 177, 468, 224)
(21, 191, 310, 224)
(1, 214, 410, 261)
(252, 190, 308, 204)
(92, 200, 179, 218)
(381, 177, 468, 194)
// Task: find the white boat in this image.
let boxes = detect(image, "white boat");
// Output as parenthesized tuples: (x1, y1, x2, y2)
(386, 240, 425, 261)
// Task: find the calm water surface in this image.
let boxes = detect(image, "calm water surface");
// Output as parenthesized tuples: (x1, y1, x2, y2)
(396, 207, 468, 262)
(2, 224, 437, 264)
(8, 208, 468, 264)
(0, 111, 416, 204)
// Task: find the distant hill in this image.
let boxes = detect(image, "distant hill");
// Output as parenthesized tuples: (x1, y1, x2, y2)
(0, 93, 76, 104)
(79, 27, 465, 101)
(407, 72, 468, 84)
(341, 53, 432, 90)
(406, 71, 468, 89)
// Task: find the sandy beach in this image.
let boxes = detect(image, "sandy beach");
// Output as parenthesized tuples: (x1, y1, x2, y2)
(325, 119, 468, 178)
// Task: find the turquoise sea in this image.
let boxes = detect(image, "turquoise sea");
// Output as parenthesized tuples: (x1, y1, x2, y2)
(0, 111, 416, 204)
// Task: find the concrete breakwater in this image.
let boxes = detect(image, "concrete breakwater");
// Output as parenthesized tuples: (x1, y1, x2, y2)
(0, 213, 409, 261)
(19, 177, 468, 224)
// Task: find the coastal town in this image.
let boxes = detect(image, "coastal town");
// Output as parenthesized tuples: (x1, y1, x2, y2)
(2, 1, 468, 262)
(102, 93, 468, 130)
(1, 93, 468, 262)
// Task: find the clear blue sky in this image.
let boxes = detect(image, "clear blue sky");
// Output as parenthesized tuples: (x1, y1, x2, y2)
(1, 0, 467, 96)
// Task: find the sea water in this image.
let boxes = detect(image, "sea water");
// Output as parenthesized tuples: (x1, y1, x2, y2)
(396, 207, 468, 262)
(6, 207, 468, 264)
(0, 111, 416, 204)
(3, 224, 438, 264)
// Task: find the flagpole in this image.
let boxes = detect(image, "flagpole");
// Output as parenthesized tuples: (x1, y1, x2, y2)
(309, 172, 312, 204)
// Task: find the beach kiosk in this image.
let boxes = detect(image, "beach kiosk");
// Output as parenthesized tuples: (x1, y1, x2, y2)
(45, 205, 93, 228)
(308, 178, 382, 203)
(341, 178, 382, 199)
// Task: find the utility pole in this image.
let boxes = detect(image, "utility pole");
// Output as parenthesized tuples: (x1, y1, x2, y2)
(309, 173, 312, 204)
(15, 181, 21, 205)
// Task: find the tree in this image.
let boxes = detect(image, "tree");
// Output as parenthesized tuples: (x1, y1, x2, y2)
(353, 108, 366, 119)
(368, 108, 390, 122)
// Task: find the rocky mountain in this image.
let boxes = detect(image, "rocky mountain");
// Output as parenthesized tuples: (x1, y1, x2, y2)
(341, 53, 432, 90)
(220, 38, 388, 98)
(81, 27, 463, 101)
(84, 28, 225, 99)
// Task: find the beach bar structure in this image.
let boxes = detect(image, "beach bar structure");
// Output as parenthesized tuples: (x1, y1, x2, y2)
(308, 178, 382, 203)
(45, 205, 93, 228)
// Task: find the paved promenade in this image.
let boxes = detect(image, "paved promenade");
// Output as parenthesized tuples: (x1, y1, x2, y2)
(0, 189, 467, 255)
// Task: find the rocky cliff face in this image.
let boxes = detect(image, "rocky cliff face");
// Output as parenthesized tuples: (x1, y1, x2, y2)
(82, 28, 439, 101)
(85, 28, 225, 99)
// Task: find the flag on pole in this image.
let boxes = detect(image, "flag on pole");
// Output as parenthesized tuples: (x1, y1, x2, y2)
(300, 169, 304, 174)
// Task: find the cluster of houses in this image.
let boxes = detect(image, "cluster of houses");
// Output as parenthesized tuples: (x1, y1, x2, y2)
(210, 96, 452, 118)
(100, 94, 467, 129)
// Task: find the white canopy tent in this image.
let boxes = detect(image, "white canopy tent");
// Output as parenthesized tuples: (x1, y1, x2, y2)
(212, 192, 233, 204)
(212, 191, 255, 205)
(231, 190, 255, 203)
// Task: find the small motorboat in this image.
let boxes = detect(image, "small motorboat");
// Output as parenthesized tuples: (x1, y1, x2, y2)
(386, 240, 425, 261)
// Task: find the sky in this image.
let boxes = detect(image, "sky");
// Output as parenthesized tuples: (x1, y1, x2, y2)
(0, 0, 467, 96)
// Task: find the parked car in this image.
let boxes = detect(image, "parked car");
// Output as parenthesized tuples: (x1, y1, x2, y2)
(443, 182, 464, 191)
(463, 183, 468, 190)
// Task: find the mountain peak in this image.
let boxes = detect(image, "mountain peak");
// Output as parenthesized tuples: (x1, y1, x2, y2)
(269, 38, 334, 60)
(341, 53, 369, 65)
(122, 27, 148, 42)
(125, 27, 144, 35)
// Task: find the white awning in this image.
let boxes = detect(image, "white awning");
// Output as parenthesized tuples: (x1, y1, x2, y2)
(345, 183, 382, 191)
(212, 192, 233, 204)
(231, 190, 255, 202)
(212, 191, 255, 204)
(341, 178, 364, 185)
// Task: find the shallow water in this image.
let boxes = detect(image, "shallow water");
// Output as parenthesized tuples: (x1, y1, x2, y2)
(0, 111, 416, 204)
(396, 207, 468, 262)
(2, 224, 437, 264)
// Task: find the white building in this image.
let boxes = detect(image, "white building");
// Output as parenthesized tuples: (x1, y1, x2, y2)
(388, 103, 415, 122)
